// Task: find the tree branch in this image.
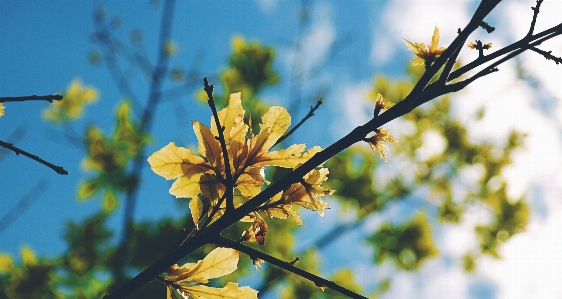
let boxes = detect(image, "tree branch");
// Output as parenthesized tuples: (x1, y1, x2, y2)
(449, 23, 562, 82)
(103, 2, 562, 298)
(0, 95, 63, 103)
(215, 235, 368, 299)
(0, 140, 68, 175)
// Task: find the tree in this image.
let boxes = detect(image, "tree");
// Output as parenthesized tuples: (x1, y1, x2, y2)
(1, 1, 561, 298)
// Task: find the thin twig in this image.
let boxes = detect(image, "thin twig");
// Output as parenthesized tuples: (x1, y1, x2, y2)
(0, 140, 68, 175)
(479, 21, 495, 33)
(527, 0, 544, 37)
(0, 95, 63, 103)
(204, 78, 234, 213)
(274, 99, 322, 146)
(530, 46, 562, 64)
(215, 235, 368, 299)
(449, 23, 562, 82)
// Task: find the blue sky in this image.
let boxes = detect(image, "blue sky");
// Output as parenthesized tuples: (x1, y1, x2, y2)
(2, 1, 562, 298)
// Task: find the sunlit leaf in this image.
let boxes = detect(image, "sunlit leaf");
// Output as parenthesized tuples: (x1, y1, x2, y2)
(228, 121, 250, 172)
(283, 168, 334, 216)
(194, 121, 223, 170)
(164, 247, 239, 284)
(169, 173, 205, 198)
(236, 167, 267, 198)
(247, 106, 290, 162)
(182, 282, 258, 299)
(199, 173, 225, 203)
(211, 92, 245, 140)
(148, 142, 210, 180)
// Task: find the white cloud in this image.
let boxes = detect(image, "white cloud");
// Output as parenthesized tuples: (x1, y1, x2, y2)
(481, 210, 562, 299)
(301, 3, 335, 72)
(372, 0, 472, 64)
(415, 129, 447, 161)
(331, 82, 373, 137)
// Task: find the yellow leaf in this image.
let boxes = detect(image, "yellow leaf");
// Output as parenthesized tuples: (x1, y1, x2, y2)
(148, 142, 210, 180)
(403, 39, 424, 56)
(194, 121, 223, 170)
(263, 204, 302, 226)
(0, 102, 5, 117)
(283, 168, 334, 216)
(430, 26, 441, 53)
(190, 197, 203, 229)
(211, 92, 245, 141)
(182, 282, 258, 299)
(252, 144, 322, 169)
(236, 167, 267, 198)
(199, 173, 225, 203)
(165, 247, 239, 284)
(403, 27, 446, 67)
(248, 106, 290, 161)
(169, 173, 205, 198)
(228, 121, 250, 172)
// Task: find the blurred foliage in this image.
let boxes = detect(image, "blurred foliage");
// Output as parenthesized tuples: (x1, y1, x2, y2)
(0, 247, 57, 299)
(369, 213, 438, 270)
(1, 7, 531, 299)
(42, 78, 98, 123)
(78, 101, 149, 211)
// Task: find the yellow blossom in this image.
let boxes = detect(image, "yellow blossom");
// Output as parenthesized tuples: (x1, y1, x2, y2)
(365, 127, 398, 162)
(0, 102, 5, 117)
(404, 26, 446, 67)
(374, 93, 394, 114)
(468, 40, 492, 50)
